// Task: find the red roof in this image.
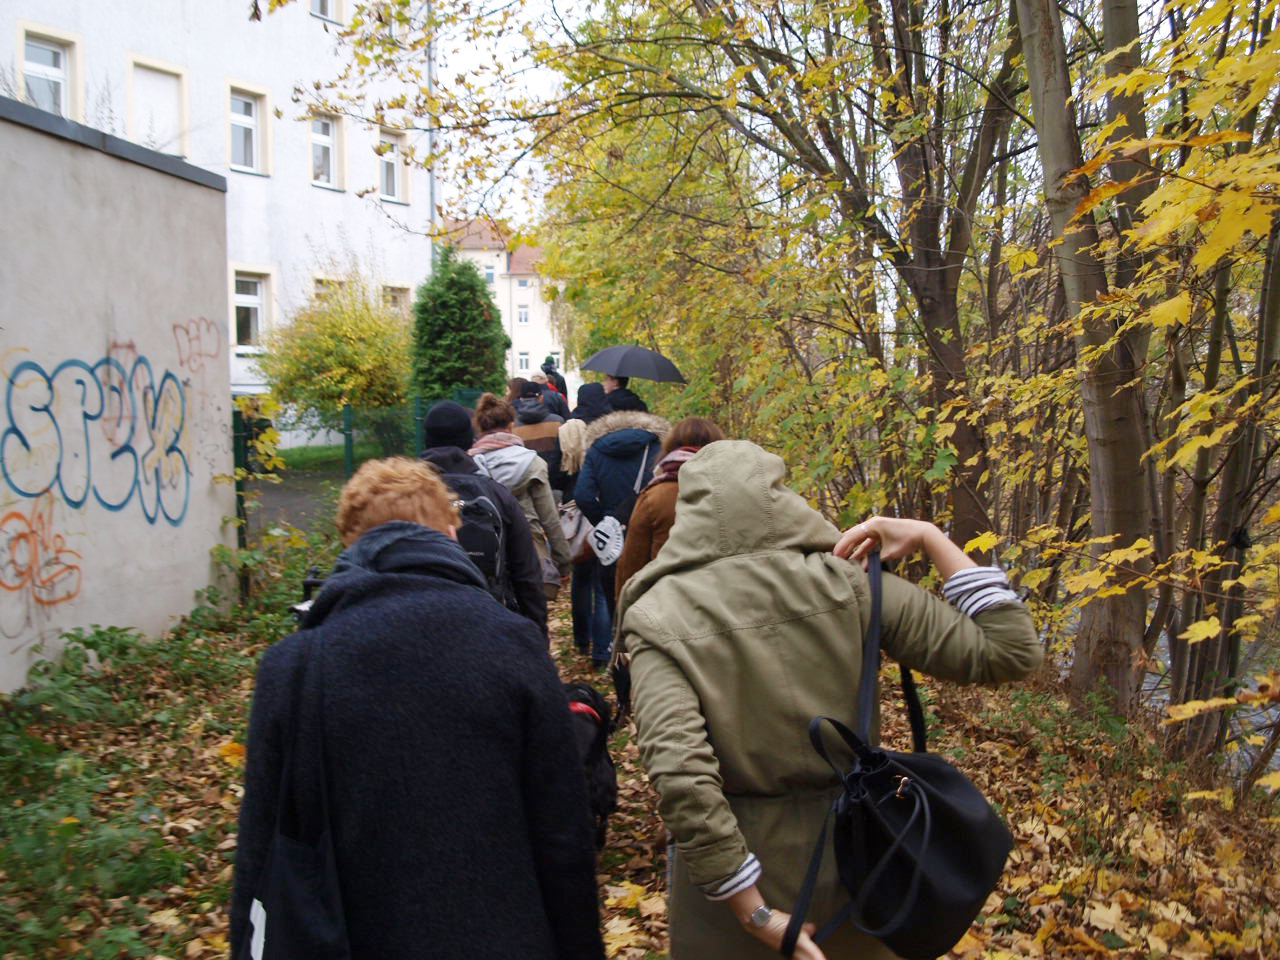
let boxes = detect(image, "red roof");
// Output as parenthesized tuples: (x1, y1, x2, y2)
(442, 218, 542, 275)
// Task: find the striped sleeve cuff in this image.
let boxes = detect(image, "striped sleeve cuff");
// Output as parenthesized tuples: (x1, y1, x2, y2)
(942, 566, 1020, 617)
(701, 853, 762, 901)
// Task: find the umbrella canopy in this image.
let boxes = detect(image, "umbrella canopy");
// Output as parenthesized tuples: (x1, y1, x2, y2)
(580, 345, 687, 384)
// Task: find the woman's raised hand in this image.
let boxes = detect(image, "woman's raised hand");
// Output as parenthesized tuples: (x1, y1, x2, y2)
(834, 515, 977, 579)
(832, 516, 935, 567)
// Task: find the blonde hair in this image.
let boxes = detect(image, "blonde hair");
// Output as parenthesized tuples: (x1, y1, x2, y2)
(336, 457, 461, 546)
(473, 392, 516, 435)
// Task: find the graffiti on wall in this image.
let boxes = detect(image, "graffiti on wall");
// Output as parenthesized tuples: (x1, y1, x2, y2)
(1, 353, 191, 525)
(1, 492, 82, 605)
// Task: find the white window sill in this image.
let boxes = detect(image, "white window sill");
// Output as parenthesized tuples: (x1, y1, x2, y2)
(312, 180, 345, 192)
(379, 195, 409, 206)
(230, 165, 270, 178)
(235, 345, 266, 356)
(311, 13, 342, 24)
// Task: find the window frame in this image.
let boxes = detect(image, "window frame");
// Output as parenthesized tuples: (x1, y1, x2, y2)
(18, 23, 82, 121)
(227, 82, 271, 175)
(517, 352, 530, 372)
(126, 54, 190, 157)
(484, 264, 495, 285)
(381, 285, 410, 317)
(517, 304, 530, 324)
(311, 0, 341, 22)
(230, 265, 274, 352)
(310, 113, 342, 188)
(378, 131, 407, 203)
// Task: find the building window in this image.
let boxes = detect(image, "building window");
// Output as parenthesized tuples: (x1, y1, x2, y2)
(24, 36, 68, 116)
(518, 352, 530, 372)
(517, 278, 529, 288)
(484, 265, 495, 285)
(314, 277, 344, 299)
(312, 0, 338, 20)
(382, 286, 409, 316)
(379, 134, 404, 201)
(311, 115, 338, 186)
(551, 351, 561, 369)
(131, 62, 185, 155)
(517, 305, 529, 324)
(230, 90, 262, 172)
(235, 274, 265, 346)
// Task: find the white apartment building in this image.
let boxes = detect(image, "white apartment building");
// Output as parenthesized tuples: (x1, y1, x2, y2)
(3, 0, 434, 393)
(448, 220, 578, 395)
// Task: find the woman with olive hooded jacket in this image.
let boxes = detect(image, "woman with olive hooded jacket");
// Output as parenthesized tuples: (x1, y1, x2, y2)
(615, 441, 1041, 960)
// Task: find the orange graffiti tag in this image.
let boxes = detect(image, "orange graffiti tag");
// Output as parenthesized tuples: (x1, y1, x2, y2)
(0, 494, 83, 606)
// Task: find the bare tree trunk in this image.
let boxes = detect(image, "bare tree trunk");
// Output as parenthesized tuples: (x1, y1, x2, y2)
(1015, 0, 1152, 713)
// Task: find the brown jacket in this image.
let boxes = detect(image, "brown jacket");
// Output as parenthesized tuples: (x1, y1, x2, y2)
(614, 481, 679, 605)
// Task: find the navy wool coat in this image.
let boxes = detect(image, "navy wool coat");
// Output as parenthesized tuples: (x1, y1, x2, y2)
(230, 522, 604, 960)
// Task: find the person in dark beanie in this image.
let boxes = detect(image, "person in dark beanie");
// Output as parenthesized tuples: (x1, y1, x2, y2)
(231, 458, 605, 960)
(602, 374, 648, 412)
(419, 400, 548, 638)
(542, 356, 569, 396)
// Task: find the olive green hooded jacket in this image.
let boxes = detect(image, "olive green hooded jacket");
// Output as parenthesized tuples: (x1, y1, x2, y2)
(616, 441, 1040, 957)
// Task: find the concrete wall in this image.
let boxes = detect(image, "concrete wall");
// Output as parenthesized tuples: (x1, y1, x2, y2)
(0, 98, 234, 692)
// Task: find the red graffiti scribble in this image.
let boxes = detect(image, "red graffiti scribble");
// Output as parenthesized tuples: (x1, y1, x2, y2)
(173, 317, 223, 374)
(0, 494, 83, 607)
(100, 340, 142, 447)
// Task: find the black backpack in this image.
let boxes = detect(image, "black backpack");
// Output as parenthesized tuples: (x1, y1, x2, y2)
(443, 473, 515, 611)
(563, 682, 618, 850)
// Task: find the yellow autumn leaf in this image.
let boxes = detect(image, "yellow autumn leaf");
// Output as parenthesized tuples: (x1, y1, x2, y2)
(1257, 770, 1280, 792)
(964, 531, 999, 554)
(147, 908, 183, 931)
(602, 915, 641, 958)
(604, 880, 647, 910)
(58, 816, 80, 826)
(1163, 697, 1237, 724)
(1215, 838, 1245, 870)
(1178, 617, 1220, 644)
(1063, 568, 1109, 593)
(1146, 291, 1191, 329)
(217, 741, 247, 766)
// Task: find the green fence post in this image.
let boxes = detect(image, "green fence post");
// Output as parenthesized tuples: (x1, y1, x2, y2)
(231, 407, 251, 601)
(343, 402, 355, 478)
(414, 396, 425, 455)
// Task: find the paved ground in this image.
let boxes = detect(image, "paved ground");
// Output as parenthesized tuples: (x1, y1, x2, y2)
(251, 468, 342, 534)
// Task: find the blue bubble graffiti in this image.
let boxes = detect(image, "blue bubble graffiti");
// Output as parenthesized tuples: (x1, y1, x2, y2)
(1, 354, 190, 526)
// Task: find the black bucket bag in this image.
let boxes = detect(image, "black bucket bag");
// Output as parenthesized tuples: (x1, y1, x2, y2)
(782, 553, 1013, 960)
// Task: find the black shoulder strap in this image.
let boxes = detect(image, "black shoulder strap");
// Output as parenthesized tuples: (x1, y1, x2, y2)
(858, 552, 928, 748)
(855, 553, 883, 742)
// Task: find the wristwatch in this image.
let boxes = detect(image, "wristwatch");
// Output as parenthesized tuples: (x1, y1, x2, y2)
(749, 904, 773, 928)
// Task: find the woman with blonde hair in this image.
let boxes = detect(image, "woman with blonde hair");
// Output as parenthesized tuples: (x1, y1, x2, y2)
(470, 393, 573, 595)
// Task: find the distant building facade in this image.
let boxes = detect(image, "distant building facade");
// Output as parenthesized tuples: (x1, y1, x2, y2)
(3, 0, 434, 394)
(446, 220, 578, 394)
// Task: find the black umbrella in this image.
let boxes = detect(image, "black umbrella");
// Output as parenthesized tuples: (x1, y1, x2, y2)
(580, 345, 687, 383)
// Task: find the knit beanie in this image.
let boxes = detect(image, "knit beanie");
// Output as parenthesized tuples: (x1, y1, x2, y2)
(424, 401, 474, 450)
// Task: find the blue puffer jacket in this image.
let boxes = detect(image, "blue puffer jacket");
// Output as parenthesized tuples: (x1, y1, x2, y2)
(573, 411, 671, 526)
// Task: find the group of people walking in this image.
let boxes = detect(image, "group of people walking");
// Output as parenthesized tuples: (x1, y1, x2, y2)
(230, 363, 1042, 960)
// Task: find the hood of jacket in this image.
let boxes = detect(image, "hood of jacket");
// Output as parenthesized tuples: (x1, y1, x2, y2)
(306, 521, 485, 627)
(420, 446, 479, 475)
(583, 410, 670, 455)
(472, 443, 539, 488)
(617, 440, 838, 616)
(515, 396, 560, 424)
